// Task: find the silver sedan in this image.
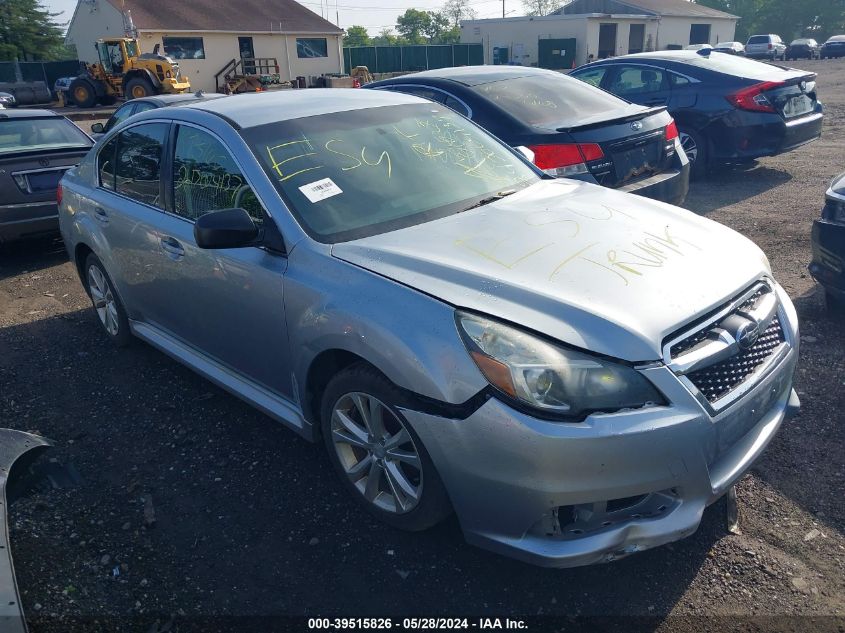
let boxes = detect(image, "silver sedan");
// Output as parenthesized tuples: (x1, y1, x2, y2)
(58, 89, 800, 567)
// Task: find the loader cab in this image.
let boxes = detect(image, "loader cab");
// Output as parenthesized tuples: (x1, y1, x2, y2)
(96, 39, 138, 75)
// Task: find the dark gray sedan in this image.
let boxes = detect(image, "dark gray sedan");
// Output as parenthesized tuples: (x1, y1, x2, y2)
(0, 109, 93, 243)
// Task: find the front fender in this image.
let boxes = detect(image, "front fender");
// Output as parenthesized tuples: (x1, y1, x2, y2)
(285, 246, 488, 415)
(0, 429, 52, 633)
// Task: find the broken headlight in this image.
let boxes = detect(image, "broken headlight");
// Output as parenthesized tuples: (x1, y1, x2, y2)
(456, 312, 664, 420)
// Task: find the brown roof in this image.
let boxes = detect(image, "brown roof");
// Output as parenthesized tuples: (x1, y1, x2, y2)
(556, 0, 737, 19)
(111, 0, 343, 33)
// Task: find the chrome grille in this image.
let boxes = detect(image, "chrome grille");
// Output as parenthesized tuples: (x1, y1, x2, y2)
(686, 315, 785, 403)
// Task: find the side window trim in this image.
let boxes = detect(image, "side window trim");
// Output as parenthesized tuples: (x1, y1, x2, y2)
(95, 119, 171, 212)
(390, 83, 474, 118)
(167, 121, 273, 225)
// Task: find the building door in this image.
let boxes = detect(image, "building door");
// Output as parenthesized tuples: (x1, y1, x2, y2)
(689, 24, 711, 45)
(492, 46, 509, 65)
(538, 38, 576, 69)
(598, 23, 618, 58)
(238, 36, 256, 74)
(628, 24, 645, 53)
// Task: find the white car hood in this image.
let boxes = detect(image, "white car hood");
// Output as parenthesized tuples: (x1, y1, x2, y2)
(332, 179, 769, 361)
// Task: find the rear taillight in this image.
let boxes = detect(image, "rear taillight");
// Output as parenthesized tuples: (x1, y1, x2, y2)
(56, 183, 63, 206)
(665, 120, 679, 141)
(768, 43, 773, 49)
(527, 143, 604, 177)
(726, 81, 783, 113)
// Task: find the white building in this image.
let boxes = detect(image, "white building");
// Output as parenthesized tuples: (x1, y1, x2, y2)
(66, 0, 344, 92)
(461, 0, 738, 68)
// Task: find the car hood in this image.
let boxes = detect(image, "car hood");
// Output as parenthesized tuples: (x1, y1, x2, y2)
(332, 179, 770, 361)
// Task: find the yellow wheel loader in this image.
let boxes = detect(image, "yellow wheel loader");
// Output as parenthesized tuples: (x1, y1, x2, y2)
(69, 38, 191, 107)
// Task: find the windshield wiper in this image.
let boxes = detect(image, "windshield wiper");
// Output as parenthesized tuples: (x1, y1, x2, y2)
(459, 189, 518, 213)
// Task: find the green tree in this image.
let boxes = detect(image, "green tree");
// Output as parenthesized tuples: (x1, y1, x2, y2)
(396, 8, 432, 44)
(424, 11, 451, 42)
(372, 28, 401, 47)
(344, 25, 371, 47)
(442, 0, 476, 28)
(521, 0, 565, 17)
(0, 0, 68, 61)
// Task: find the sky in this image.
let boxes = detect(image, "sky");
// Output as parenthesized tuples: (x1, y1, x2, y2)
(44, 0, 524, 35)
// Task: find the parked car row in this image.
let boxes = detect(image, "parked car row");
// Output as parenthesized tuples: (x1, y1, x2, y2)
(569, 50, 823, 179)
(0, 51, 839, 569)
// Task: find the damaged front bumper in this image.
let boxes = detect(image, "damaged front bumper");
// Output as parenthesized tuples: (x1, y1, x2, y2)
(0, 429, 51, 633)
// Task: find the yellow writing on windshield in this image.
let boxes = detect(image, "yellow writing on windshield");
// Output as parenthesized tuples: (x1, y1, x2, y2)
(266, 136, 322, 182)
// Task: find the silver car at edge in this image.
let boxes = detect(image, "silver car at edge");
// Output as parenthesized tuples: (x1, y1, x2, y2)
(58, 89, 801, 568)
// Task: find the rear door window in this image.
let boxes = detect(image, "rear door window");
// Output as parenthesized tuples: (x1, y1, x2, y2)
(115, 122, 168, 207)
(171, 125, 264, 223)
(607, 66, 668, 96)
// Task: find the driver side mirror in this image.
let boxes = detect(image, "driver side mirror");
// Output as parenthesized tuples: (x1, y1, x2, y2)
(194, 208, 260, 249)
(91, 122, 104, 134)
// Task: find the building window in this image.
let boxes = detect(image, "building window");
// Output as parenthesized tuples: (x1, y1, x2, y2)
(162, 36, 206, 60)
(297, 38, 328, 58)
(689, 24, 711, 45)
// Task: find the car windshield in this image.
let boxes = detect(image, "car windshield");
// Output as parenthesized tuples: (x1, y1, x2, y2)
(0, 117, 91, 155)
(242, 103, 538, 243)
(470, 73, 629, 128)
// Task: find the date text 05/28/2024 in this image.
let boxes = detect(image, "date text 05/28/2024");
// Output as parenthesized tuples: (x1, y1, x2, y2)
(307, 618, 528, 630)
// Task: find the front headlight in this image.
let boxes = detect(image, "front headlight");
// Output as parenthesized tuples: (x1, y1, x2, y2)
(457, 312, 665, 420)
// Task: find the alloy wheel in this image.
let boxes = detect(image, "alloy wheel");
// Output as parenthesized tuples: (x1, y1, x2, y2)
(679, 131, 698, 164)
(87, 265, 120, 336)
(330, 392, 423, 514)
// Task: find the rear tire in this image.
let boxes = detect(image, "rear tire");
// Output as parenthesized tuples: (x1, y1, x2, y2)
(320, 363, 452, 531)
(125, 77, 155, 100)
(69, 79, 97, 108)
(679, 126, 707, 180)
(84, 254, 132, 347)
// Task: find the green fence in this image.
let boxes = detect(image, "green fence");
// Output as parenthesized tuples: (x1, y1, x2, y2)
(343, 44, 483, 74)
(0, 60, 81, 90)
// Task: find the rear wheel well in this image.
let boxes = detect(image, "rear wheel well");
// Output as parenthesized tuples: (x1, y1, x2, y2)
(305, 350, 371, 431)
(74, 243, 94, 292)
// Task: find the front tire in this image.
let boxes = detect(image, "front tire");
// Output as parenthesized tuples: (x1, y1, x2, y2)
(84, 254, 132, 347)
(69, 79, 97, 108)
(125, 77, 155, 100)
(679, 126, 707, 180)
(321, 364, 451, 531)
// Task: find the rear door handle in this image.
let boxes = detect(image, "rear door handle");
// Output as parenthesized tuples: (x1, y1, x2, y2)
(160, 235, 185, 260)
(93, 207, 109, 224)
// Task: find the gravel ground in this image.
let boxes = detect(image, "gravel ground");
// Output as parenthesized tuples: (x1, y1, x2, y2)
(1, 60, 844, 633)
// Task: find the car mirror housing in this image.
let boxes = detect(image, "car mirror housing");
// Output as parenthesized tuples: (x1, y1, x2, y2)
(515, 145, 535, 163)
(194, 208, 260, 249)
(91, 122, 104, 133)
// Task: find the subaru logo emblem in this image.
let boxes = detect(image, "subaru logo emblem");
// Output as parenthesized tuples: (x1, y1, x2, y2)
(735, 319, 761, 350)
(631, 121, 643, 131)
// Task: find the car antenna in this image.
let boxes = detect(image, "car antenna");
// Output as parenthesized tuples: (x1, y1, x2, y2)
(194, 89, 204, 97)
(697, 47, 711, 57)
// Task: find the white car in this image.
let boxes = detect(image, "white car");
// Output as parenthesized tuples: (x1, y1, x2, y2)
(746, 34, 787, 60)
(713, 41, 745, 55)
(685, 44, 713, 52)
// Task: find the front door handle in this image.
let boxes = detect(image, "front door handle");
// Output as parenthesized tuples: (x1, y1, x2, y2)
(93, 207, 109, 224)
(160, 235, 185, 260)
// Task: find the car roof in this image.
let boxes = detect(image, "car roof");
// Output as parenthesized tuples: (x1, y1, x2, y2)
(386, 65, 554, 86)
(138, 92, 228, 106)
(827, 35, 845, 42)
(584, 50, 713, 64)
(182, 88, 427, 129)
(0, 108, 62, 119)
